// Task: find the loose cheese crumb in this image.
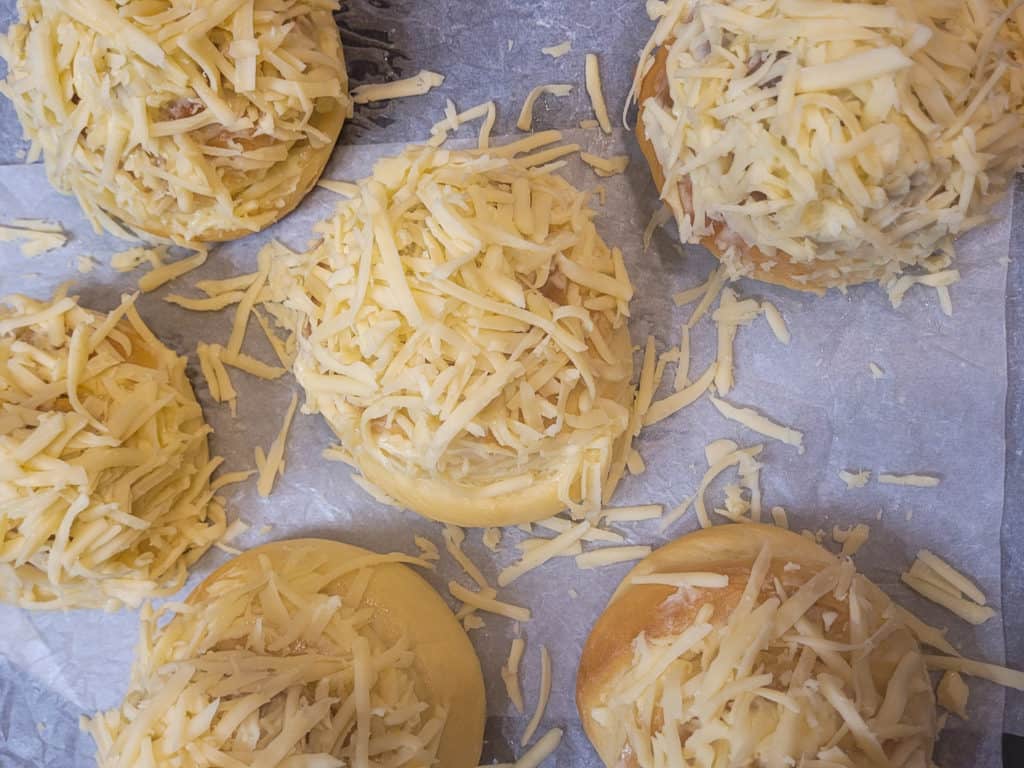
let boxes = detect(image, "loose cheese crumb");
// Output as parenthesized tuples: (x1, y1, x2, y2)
(832, 523, 870, 556)
(584, 54, 612, 134)
(709, 396, 804, 451)
(0, 221, 67, 256)
(517, 83, 574, 131)
(579, 152, 630, 177)
(879, 473, 941, 487)
(770, 506, 789, 529)
(255, 392, 299, 497)
(575, 545, 652, 569)
(483, 527, 503, 552)
(937, 671, 970, 719)
(541, 41, 572, 58)
(503, 637, 527, 713)
(521, 646, 552, 747)
(352, 70, 444, 104)
(510, 728, 563, 768)
(840, 469, 871, 489)
(869, 363, 885, 379)
(448, 581, 531, 622)
(77, 255, 96, 274)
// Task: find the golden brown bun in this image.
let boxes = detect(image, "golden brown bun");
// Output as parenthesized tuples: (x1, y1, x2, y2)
(113, 102, 347, 244)
(188, 538, 487, 768)
(576, 524, 936, 767)
(351, 322, 635, 527)
(636, 44, 826, 293)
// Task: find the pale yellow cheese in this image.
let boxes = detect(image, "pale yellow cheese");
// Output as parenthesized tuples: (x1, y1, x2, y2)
(0, 291, 225, 609)
(352, 70, 444, 104)
(520, 646, 551, 746)
(517, 83, 574, 131)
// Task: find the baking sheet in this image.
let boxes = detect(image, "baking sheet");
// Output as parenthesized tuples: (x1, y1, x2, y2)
(0, 1, 1015, 764)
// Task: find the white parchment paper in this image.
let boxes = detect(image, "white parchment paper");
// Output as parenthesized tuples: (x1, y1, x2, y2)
(0, 123, 1011, 768)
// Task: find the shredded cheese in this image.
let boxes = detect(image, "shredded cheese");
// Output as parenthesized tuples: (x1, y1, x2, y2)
(0, 221, 67, 256)
(575, 545, 652, 569)
(709, 396, 804, 450)
(517, 84, 574, 131)
(520, 646, 551, 746)
(580, 152, 630, 177)
(0, 291, 225, 609)
(839, 469, 871, 489)
(1, 0, 351, 244)
(255, 392, 299, 497)
(584, 54, 613, 134)
(502, 638, 527, 713)
(84, 546, 448, 767)
(879, 473, 941, 487)
(937, 671, 970, 719)
(448, 581, 531, 622)
(352, 70, 444, 104)
(541, 41, 572, 58)
(637, 0, 1024, 289)
(832, 523, 870, 556)
(275, 144, 635, 523)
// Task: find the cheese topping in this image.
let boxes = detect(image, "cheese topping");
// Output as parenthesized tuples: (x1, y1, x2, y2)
(0, 291, 225, 609)
(638, 0, 1024, 289)
(273, 143, 635, 520)
(84, 547, 446, 767)
(594, 542, 935, 767)
(1, 0, 351, 243)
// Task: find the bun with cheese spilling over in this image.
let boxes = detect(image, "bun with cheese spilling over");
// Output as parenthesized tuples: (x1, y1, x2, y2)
(634, 0, 1024, 292)
(84, 538, 487, 768)
(0, 0, 350, 244)
(279, 142, 635, 526)
(577, 524, 936, 767)
(0, 291, 225, 609)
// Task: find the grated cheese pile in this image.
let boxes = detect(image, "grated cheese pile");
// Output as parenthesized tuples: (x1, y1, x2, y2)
(0, 291, 225, 609)
(0, 0, 351, 244)
(637, 0, 1024, 289)
(591, 542, 936, 767)
(274, 140, 635, 521)
(84, 546, 447, 767)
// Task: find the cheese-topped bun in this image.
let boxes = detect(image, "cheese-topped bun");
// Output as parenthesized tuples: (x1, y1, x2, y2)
(0, 291, 225, 609)
(280, 143, 635, 526)
(577, 524, 937, 767)
(85, 538, 487, 768)
(0, 0, 350, 244)
(635, 0, 1024, 291)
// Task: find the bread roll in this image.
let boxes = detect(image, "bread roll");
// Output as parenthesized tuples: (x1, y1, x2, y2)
(85, 538, 487, 767)
(0, 291, 224, 609)
(280, 142, 636, 526)
(635, 0, 1024, 292)
(577, 524, 936, 767)
(1, 0, 351, 244)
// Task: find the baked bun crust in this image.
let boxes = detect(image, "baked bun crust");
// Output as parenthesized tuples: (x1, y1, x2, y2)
(577, 524, 937, 767)
(86, 538, 486, 767)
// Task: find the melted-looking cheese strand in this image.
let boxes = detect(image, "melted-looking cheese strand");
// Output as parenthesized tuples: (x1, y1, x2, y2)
(274, 143, 635, 518)
(638, 0, 1024, 289)
(0, 0, 350, 243)
(0, 292, 225, 609)
(84, 548, 445, 767)
(593, 543, 935, 767)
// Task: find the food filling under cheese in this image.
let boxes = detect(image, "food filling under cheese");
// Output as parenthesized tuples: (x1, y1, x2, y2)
(0, 0, 351, 243)
(272, 141, 635, 517)
(84, 548, 446, 768)
(592, 544, 935, 767)
(638, 0, 1024, 288)
(0, 291, 225, 609)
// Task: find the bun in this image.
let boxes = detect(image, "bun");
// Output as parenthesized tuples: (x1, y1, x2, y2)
(86, 538, 486, 767)
(1, 0, 351, 244)
(577, 524, 936, 767)
(283, 143, 636, 526)
(635, 1, 1024, 292)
